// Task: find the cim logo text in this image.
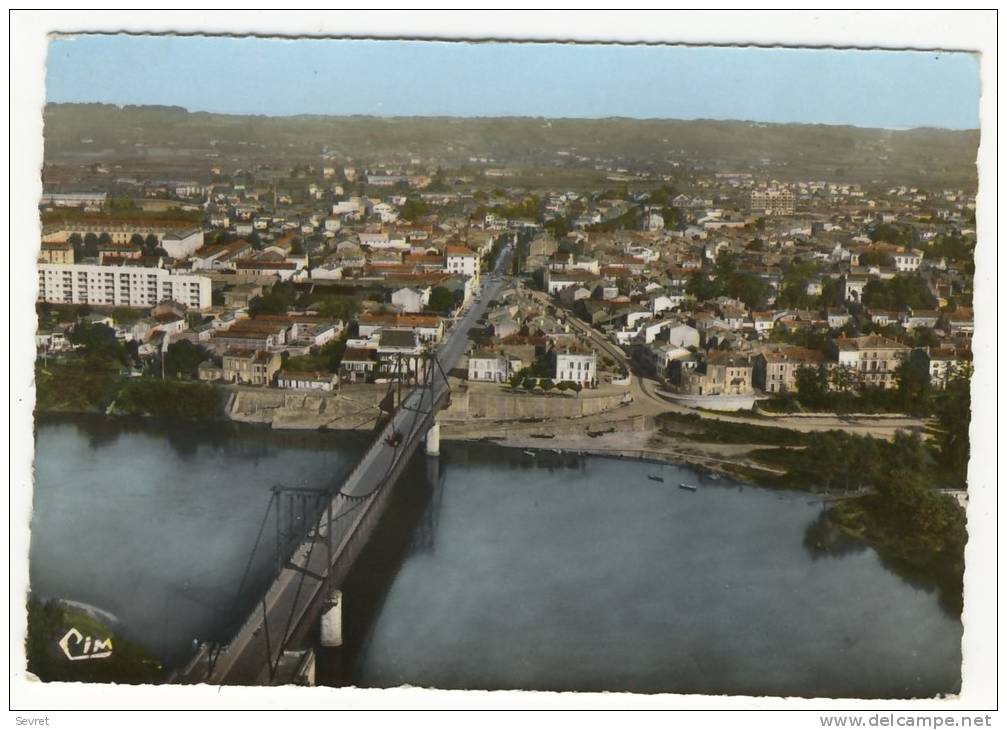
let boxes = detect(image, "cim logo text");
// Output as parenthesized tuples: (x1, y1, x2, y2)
(58, 627, 113, 661)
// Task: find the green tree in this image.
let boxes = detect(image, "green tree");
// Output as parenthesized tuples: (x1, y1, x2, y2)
(249, 282, 296, 316)
(82, 233, 100, 258)
(313, 295, 359, 321)
(426, 286, 457, 313)
(932, 368, 972, 488)
(795, 365, 828, 409)
(68, 322, 125, 366)
(400, 198, 430, 222)
(163, 340, 209, 379)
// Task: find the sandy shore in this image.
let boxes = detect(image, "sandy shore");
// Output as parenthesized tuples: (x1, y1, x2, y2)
(441, 426, 787, 478)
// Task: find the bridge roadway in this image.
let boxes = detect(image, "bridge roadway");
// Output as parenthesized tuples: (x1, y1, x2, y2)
(173, 243, 513, 686)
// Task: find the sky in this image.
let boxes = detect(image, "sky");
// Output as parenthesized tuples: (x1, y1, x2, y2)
(45, 35, 981, 130)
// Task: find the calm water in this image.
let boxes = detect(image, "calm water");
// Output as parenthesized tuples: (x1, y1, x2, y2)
(30, 415, 365, 666)
(30, 418, 962, 697)
(352, 446, 963, 698)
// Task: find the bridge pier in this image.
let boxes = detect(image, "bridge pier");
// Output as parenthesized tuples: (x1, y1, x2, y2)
(319, 589, 343, 648)
(425, 421, 441, 456)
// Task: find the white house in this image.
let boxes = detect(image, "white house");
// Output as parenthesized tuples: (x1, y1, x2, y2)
(893, 249, 923, 273)
(555, 349, 597, 387)
(467, 351, 516, 383)
(391, 286, 431, 314)
(445, 246, 480, 279)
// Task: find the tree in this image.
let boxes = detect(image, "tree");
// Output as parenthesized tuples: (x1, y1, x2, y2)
(426, 286, 457, 313)
(313, 295, 359, 321)
(163, 340, 209, 379)
(541, 378, 555, 392)
(248, 281, 296, 316)
(932, 367, 972, 488)
(129, 233, 146, 247)
(894, 361, 932, 416)
(400, 198, 430, 222)
(869, 223, 913, 247)
(143, 234, 160, 255)
(795, 365, 828, 408)
(82, 233, 100, 259)
(67, 232, 84, 259)
(68, 322, 125, 366)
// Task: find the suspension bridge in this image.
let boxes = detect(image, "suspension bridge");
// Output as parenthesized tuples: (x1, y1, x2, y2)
(171, 241, 513, 685)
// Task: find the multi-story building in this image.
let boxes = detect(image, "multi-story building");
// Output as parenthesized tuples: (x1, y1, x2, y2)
(910, 346, 973, 389)
(753, 347, 826, 394)
(38, 240, 74, 264)
(749, 187, 795, 216)
(467, 350, 518, 383)
(222, 349, 282, 386)
(893, 249, 924, 273)
(554, 348, 597, 388)
(445, 245, 480, 279)
(37, 262, 211, 310)
(829, 335, 910, 390)
(679, 352, 753, 396)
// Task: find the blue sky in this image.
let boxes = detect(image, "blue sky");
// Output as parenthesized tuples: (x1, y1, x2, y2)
(46, 35, 980, 130)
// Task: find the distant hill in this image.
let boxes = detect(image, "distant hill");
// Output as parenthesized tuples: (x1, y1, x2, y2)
(42, 103, 979, 188)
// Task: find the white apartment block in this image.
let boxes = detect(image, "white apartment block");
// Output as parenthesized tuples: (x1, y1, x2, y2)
(555, 350, 597, 387)
(38, 263, 212, 310)
(749, 188, 796, 216)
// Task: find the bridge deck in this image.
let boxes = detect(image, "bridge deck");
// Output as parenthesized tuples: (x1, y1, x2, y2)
(172, 241, 513, 685)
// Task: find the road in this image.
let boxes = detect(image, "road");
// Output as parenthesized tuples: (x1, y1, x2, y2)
(523, 285, 927, 438)
(174, 242, 514, 685)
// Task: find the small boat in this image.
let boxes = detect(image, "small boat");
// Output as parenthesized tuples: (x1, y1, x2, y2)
(523, 450, 536, 457)
(647, 474, 665, 483)
(678, 483, 698, 492)
(552, 448, 562, 454)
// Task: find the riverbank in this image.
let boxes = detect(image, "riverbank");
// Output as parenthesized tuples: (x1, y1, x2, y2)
(35, 363, 226, 421)
(25, 596, 166, 683)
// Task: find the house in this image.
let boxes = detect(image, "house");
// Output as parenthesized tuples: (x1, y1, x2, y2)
(546, 270, 595, 296)
(391, 286, 430, 314)
(910, 346, 972, 389)
(901, 309, 940, 331)
(829, 335, 910, 390)
(752, 347, 826, 394)
(339, 347, 378, 383)
(467, 350, 517, 383)
(946, 308, 974, 335)
(222, 349, 282, 386)
(679, 352, 753, 396)
(38, 240, 75, 264)
(357, 312, 443, 343)
(376, 329, 424, 375)
(893, 249, 924, 273)
(277, 370, 339, 392)
(554, 347, 597, 388)
(445, 245, 480, 279)
(826, 307, 852, 329)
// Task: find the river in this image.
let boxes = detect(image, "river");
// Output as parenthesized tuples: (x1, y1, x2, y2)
(29, 416, 962, 697)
